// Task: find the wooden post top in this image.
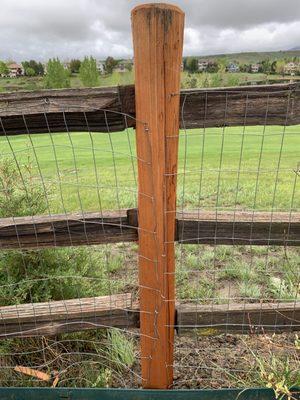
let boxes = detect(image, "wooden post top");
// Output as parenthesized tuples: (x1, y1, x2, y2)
(131, 3, 184, 15)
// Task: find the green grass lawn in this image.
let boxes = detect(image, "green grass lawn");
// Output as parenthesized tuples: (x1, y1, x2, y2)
(1, 125, 299, 214)
(0, 124, 299, 303)
(0, 72, 134, 92)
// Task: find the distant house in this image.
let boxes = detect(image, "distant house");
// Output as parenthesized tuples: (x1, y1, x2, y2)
(284, 62, 298, 75)
(114, 63, 126, 73)
(251, 63, 260, 73)
(198, 60, 209, 72)
(7, 63, 24, 78)
(114, 60, 133, 73)
(96, 61, 105, 74)
(227, 63, 239, 73)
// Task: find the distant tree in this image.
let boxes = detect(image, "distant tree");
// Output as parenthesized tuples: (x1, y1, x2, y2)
(25, 67, 35, 77)
(270, 60, 277, 74)
(276, 60, 286, 76)
(185, 57, 198, 73)
(22, 61, 31, 74)
(69, 59, 81, 73)
(260, 59, 272, 74)
(44, 58, 70, 89)
(22, 60, 44, 76)
(0, 61, 8, 76)
(206, 61, 219, 73)
(105, 56, 117, 74)
(36, 62, 44, 75)
(240, 64, 251, 73)
(125, 62, 133, 72)
(79, 56, 99, 87)
(182, 58, 187, 71)
(216, 57, 228, 73)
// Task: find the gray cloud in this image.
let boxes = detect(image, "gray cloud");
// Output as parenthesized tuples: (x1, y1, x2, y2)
(0, 0, 300, 61)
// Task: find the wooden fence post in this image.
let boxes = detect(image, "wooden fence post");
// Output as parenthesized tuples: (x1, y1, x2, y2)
(131, 3, 184, 389)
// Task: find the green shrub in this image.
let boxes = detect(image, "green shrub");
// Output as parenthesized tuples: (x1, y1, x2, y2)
(0, 158, 123, 305)
(0, 247, 118, 305)
(108, 329, 135, 370)
(0, 158, 46, 218)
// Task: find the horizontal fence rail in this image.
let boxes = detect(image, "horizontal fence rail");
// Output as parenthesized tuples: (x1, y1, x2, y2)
(176, 302, 300, 334)
(1, 209, 299, 249)
(0, 83, 299, 136)
(0, 294, 298, 339)
(0, 294, 138, 338)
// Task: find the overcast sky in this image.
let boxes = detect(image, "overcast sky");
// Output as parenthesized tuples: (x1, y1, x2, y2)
(1, 0, 300, 61)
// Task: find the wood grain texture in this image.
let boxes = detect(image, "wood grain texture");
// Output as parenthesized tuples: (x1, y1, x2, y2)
(0, 296, 298, 339)
(0, 210, 138, 249)
(180, 83, 300, 128)
(176, 210, 300, 246)
(132, 3, 184, 388)
(177, 301, 300, 334)
(0, 85, 135, 135)
(0, 293, 138, 339)
(0, 83, 299, 136)
(0, 209, 299, 249)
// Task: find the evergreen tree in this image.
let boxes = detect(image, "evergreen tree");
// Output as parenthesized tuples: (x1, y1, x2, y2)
(69, 59, 81, 73)
(0, 61, 8, 76)
(44, 58, 70, 89)
(104, 56, 117, 74)
(185, 57, 198, 73)
(25, 67, 35, 77)
(22, 60, 44, 76)
(276, 60, 286, 76)
(79, 56, 99, 87)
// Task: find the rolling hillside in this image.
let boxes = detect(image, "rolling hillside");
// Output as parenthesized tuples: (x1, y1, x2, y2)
(187, 50, 300, 63)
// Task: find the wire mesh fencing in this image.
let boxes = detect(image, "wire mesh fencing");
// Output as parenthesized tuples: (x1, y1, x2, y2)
(174, 86, 300, 390)
(0, 104, 144, 388)
(0, 83, 299, 391)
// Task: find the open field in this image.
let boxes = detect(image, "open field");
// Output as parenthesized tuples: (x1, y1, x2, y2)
(1, 71, 299, 93)
(0, 74, 134, 93)
(1, 125, 299, 304)
(0, 73, 135, 92)
(1, 125, 299, 213)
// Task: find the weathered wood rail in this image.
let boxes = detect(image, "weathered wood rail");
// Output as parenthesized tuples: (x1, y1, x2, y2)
(176, 301, 300, 334)
(0, 294, 139, 338)
(0, 209, 299, 249)
(0, 83, 299, 136)
(0, 210, 138, 249)
(0, 294, 298, 338)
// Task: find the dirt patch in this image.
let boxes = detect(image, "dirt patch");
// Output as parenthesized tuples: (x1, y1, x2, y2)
(117, 331, 299, 389)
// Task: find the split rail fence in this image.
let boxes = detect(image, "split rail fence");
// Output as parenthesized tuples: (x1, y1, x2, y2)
(0, 3, 299, 391)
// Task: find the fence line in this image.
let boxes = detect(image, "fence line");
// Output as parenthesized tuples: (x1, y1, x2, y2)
(0, 295, 298, 339)
(0, 83, 299, 136)
(0, 2, 299, 392)
(1, 209, 300, 249)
